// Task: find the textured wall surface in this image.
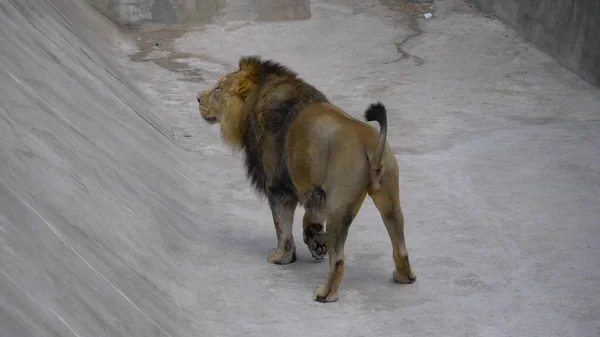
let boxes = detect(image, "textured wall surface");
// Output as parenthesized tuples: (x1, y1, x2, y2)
(474, 0, 600, 85)
(0, 0, 216, 336)
(87, 0, 311, 25)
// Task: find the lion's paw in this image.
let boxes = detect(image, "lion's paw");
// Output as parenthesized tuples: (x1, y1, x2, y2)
(303, 229, 327, 260)
(393, 269, 417, 284)
(312, 284, 338, 303)
(268, 248, 297, 265)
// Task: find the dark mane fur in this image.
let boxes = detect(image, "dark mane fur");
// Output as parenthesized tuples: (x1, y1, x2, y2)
(238, 56, 329, 204)
(239, 55, 298, 80)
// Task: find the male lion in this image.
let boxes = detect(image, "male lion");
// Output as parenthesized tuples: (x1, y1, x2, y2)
(196, 56, 416, 303)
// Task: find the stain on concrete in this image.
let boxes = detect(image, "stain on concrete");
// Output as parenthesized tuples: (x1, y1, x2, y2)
(454, 272, 492, 291)
(125, 26, 205, 82)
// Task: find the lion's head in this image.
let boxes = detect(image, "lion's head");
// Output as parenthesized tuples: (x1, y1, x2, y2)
(196, 72, 244, 124)
(196, 63, 254, 148)
(197, 56, 297, 148)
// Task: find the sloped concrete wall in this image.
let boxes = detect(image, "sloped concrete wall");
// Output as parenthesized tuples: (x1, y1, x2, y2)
(474, 0, 600, 86)
(87, 0, 311, 26)
(0, 0, 222, 335)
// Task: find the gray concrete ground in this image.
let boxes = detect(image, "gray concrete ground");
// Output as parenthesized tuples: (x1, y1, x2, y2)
(1, 0, 599, 337)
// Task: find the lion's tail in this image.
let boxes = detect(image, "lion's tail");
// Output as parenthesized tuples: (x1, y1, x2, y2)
(364, 102, 388, 192)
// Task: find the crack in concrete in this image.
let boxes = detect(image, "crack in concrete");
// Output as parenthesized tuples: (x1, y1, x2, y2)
(380, 0, 431, 66)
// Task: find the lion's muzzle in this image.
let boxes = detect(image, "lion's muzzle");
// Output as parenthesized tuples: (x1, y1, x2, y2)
(199, 106, 217, 123)
(197, 89, 220, 124)
(203, 115, 217, 123)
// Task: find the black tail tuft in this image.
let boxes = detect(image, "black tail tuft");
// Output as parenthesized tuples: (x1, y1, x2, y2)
(364, 102, 387, 125)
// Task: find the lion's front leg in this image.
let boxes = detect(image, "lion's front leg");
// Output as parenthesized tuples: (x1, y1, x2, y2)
(267, 192, 298, 265)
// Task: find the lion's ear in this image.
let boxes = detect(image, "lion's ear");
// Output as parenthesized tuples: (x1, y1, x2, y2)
(231, 71, 256, 98)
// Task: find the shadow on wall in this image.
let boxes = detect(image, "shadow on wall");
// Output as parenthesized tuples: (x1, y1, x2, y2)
(86, 0, 312, 26)
(474, 0, 600, 86)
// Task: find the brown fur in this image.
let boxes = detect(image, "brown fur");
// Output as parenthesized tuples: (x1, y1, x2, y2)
(197, 55, 416, 303)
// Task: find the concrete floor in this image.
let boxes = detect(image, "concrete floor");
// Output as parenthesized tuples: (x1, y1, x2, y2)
(1, 0, 599, 336)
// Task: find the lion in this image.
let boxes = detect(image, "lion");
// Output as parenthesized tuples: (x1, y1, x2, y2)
(196, 55, 416, 303)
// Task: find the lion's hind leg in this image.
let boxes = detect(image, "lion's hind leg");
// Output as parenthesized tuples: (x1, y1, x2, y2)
(302, 210, 327, 260)
(369, 185, 417, 284)
(313, 190, 367, 303)
(302, 186, 328, 260)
